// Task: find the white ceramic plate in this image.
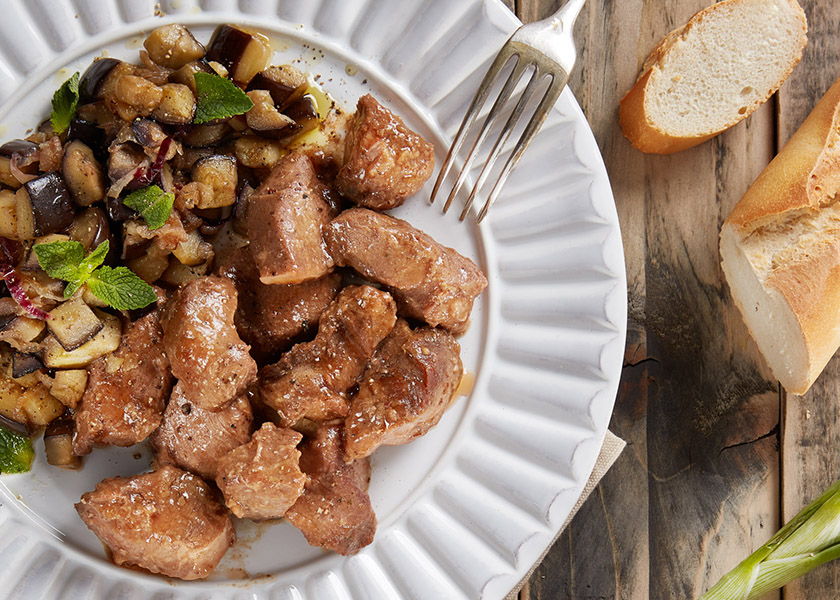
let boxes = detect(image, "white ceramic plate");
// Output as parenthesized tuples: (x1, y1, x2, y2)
(0, 1, 626, 598)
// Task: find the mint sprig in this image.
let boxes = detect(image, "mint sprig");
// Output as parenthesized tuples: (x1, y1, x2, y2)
(33, 240, 156, 311)
(123, 185, 174, 230)
(193, 72, 254, 124)
(50, 72, 80, 135)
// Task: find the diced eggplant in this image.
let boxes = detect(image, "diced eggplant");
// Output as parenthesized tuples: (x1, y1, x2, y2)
(19, 384, 63, 427)
(47, 298, 104, 352)
(192, 155, 237, 208)
(107, 195, 138, 223)
(0, 157, 20, 189)
(14, 188, 35, 240)
(144, 24, 206, 70)
(41, 309, 121, 369)
(63, 140, 106, 207)
(247, 65, 308, 110)
(69, 207, 112, 255)
(66, 119, 108, 161)
(0, 317, 47, 353)
(12, 352, 42, 379)
(79, 57, 122, 103)
(172, 229, 213, 266)
(245, 90, 299, 139)
(284, 94, 321, 136)
(107, 142, 146, 184)
(19, 234, 70, 271)
(21, 173, 74, 237)
(168, 60, 214, 94)
(0, 190, 17, 239)
(234, 136, 286, 169)
(49, 369, 88, 409)
(161, 255, 211, 286)
(113, 75, 163, 118)
(44, 418, 81, 469)
(152, 83, 195, 125)
(206, 24, 271, 85)
(0, 140, 39, 158)
(126, 244, 170, 283)
(181, 123, 232, 148)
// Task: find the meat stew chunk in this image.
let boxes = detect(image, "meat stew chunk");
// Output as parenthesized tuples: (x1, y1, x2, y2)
(72, 311, 171, 456)
(258, 285, 397, 428)
(215, 422, 305, 520)
(75, 466, 235, 580)
(161, 276, 257, 410)
(152, 383, 253, 479)
(325, 208, 488, 333)
(218, 245, 342, 362)
(345, 320, 463, 459)
(335, 94, 434, 210)
(247, 153, 337, 285)
(285, 425, 375, 555)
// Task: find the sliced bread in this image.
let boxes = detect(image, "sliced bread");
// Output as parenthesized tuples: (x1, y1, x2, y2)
(720, 76, 840, 395)
(620, 0, 807, 154)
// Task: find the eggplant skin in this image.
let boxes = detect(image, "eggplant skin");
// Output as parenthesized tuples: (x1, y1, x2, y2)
(79, 58, 121, 103)
(23, 173, 74, 237)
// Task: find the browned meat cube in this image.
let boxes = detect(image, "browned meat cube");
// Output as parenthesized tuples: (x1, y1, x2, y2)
(325, 208, 488, 333)
(152, 383, 253, 479)
(259, 285, 397, 427)
(345, 320, 463, 459)
(72, 311, 171, 456)
(215, 422, 305, 520)
(247, 153, 337, 285)
(217, 246, 341, 362)
(161, 276, 257, 410)
(286, 425, 375, 555)
(75, 466, 235, 580)
(335, 94, 434, 210)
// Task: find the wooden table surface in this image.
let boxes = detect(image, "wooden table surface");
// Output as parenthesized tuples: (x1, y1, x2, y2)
(503, 1, 840, 598)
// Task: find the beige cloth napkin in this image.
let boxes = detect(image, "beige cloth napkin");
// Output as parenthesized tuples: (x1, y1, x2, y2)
(504, 430, 626, 600)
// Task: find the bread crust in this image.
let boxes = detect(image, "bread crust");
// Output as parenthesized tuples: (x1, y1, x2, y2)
(620, 0, 807, 154)
(721, 76, 840, 394)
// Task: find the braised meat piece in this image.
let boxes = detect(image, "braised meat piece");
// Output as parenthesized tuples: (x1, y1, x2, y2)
(72, 311, 171, 456)
(152, 383, 253, 479)
(325, 208, 488, 333)
(161, 276, 257, 410)
(215, 422, 305, 520)
(286, 425, 375, 555)
(335, 94, 434, 210)
(258, 285, 397, 427)
(218, 245, 342, 362)
(75, 466, 235, 580)
(247, 153, 337, 285)
(345, 320, 463, 459)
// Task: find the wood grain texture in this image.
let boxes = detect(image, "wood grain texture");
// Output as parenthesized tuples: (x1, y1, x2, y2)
(779, 1, 840, 598)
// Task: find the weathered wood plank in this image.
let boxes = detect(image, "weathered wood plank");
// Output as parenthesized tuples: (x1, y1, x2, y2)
(779, 1, 840, 598)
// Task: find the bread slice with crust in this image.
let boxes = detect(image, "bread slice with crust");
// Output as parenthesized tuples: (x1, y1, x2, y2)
(720, 76, 840, 395)
(620, 0, 807, 154)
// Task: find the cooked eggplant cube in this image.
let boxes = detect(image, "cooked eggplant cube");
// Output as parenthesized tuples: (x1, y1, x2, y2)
(206, 24, 271, 85)
(0, 139, 39, 157)
(46, 299, 104, 352)
(284, 94, 321, 135)
(79, 57, 122, 103)
(245, 90, 299, 139)
(152, 83, 196, 125)
(106, 195, 138, 223)
(169, 60, 214, 94)
(234, 136, 286, 169)
(144, 24, 206, 69)
(14, 188, 35, 240)
(20, 384, 63, 427)
(0, 317, 46, 346)
(113, 75, 163, 118)
(181, 123, 231, 148)
(63, 140, 106, 207)
(66, 119, 108, 161)
(192, 155, 237, 208)
(12, 352, 43, 379)
(50, 369, 88, 409)
(69, 207, 112, 255)
(44, 431, 81, 469)
(22, 173, 74, 237)
(0, 157, 19, 189)
(247, 65, 308, 110)
(0, 190, 17, 239)
(41, 310, 121, 369)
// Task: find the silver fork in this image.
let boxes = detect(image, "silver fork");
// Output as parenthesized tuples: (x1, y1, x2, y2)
(430, 0, 586, 222)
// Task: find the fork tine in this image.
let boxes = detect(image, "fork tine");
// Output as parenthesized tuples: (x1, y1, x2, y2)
(476, 79, 565, 222)
(441, 55, 528, 214)
(458, 65, 544, 221)
(430, 44, 518, 207)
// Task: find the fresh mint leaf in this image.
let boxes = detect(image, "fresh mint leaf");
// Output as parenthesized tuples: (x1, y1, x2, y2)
(33, 240, 85, 282)
(123, 185, 174, 230)
(79, 240, 109, 276)
(50, 72, 80, 135)
(193, 72, 254, 124)
(86, 266, 157, 311)
(0, 426, 33, 474)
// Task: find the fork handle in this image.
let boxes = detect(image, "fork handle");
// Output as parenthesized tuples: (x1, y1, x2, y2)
(545, 0, 586, 29)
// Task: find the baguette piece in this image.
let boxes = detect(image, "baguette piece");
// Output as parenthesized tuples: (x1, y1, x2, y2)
(720, 76, 840, 395)
(620, 0, 807, 154)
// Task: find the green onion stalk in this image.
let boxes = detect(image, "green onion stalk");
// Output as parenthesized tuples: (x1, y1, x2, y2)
(700, 478, 840, 599)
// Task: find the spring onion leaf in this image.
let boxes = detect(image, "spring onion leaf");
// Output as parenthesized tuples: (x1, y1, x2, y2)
(50, 72, 80, 134)
(193, 72, 254, 124)
(123, 185, 174, 230)
(33, 240, 156, 310)
(0, 426, 34, 474)
(700, 478, 840, 599)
